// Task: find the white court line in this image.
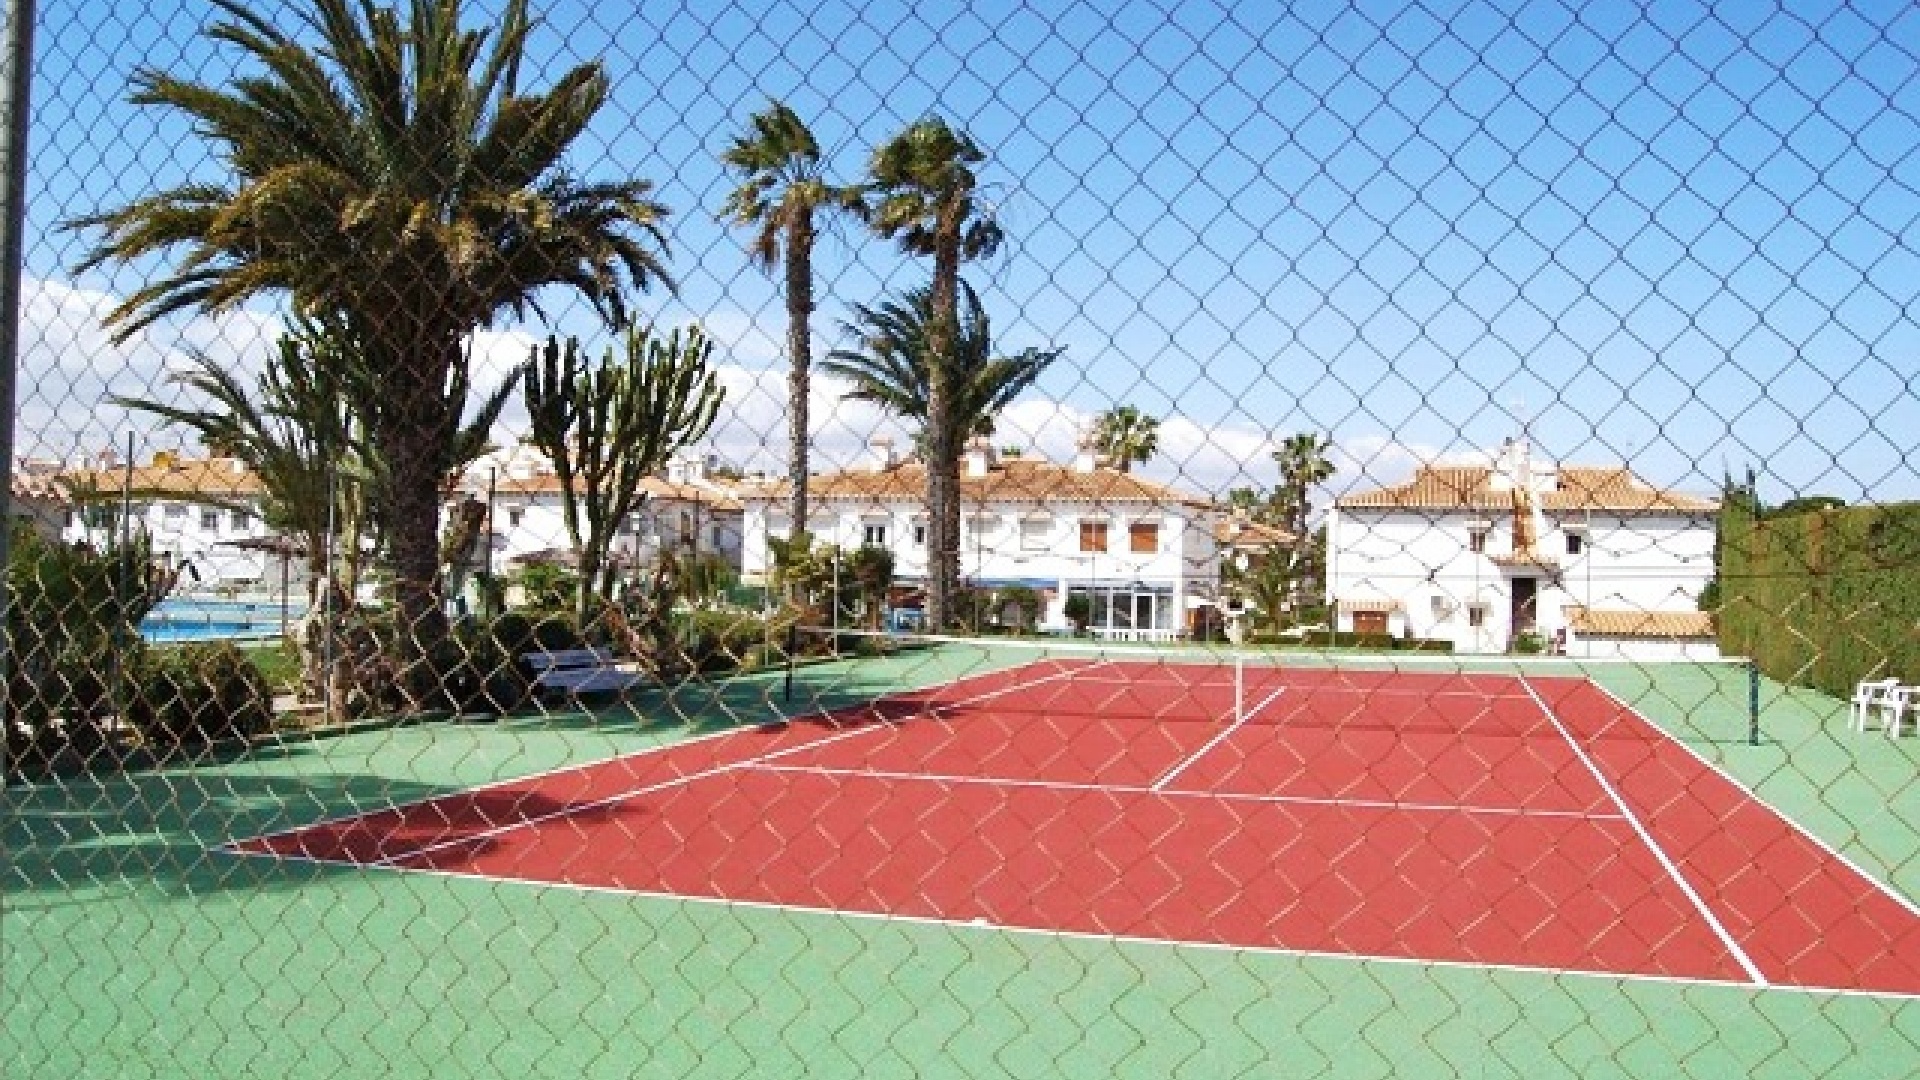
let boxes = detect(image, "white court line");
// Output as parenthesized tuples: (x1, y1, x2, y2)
(363, 662, 1107, 867)
(1587, 681, 1920, 922)
(218, 658, 1091, 852)
(751, 762, 1623, 821)
(1149, 685, 1290, 790)
(212, 849, 1920, 1002)
(1522, 677, 1769, 987)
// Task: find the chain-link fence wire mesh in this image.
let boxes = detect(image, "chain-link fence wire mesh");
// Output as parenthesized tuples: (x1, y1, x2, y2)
(5, 0, 1919, 1075)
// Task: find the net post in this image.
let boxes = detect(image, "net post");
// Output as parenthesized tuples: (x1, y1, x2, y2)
(783, 622, 798, 705)
(1747, 659, 1761, 746)
(1234, 649, 1245, 725)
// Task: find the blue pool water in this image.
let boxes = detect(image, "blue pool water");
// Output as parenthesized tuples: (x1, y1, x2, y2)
(141, 598, 291, 643)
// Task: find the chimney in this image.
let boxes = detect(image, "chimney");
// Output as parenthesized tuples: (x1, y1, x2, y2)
(964, 435, 994, 478)
(1073, 429, 1098, 473)
(869, 435, 897, 473)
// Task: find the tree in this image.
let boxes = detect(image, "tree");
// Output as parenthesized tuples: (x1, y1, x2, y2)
(1271, 433, 1336, 538)
(846, 544, 896, 630)
(865, 118, 1004, 630)
(720, 102, 863, 541)
(1090, 406, 1160, 473)
(822, 281, 1061, 475)
(524, 324, 725, 630)
(112, 318, 517, 709)
(72, 0, 671, 707)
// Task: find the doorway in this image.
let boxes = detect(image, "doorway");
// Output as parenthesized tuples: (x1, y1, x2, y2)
(1510, 577, 1538, 637)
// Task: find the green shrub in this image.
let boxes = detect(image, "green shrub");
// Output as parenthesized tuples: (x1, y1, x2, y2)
(1511, 631, 1546, 655)
(132, 642, 274, 748)
(681, 609, 773, 673)
(1062, 595, 1092, 632)
(529, 615, 585, 654)
(1302, 630, 1396, 649)
(488, 612, 538, 657)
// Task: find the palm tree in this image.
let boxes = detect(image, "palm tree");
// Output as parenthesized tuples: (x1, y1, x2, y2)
(1090, 406, 1160, 473)
(114, 317, 519, 710)
(1271, 432, 1335, 613)
(719, 102, 862, 541)
(70, 0, 671, 705)
(1272, 433, 1336, 538)
(823, 281, 1061, 452)
(865, 118, 1004, 630)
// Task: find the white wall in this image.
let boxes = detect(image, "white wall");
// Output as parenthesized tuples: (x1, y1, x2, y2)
(1327, 506, 1715, 655)
(743, 496, 1220, 633)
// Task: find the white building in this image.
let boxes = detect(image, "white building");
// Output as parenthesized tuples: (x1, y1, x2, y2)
(740, 439, 1230, 640)
(11, 458, 71, 542)
(465, 447, 745, 575)
(60, 452, 293, 594)
(1325, 438, 1719, 658)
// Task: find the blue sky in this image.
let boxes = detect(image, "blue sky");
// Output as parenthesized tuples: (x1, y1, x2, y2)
(16, 0, 1920, 504)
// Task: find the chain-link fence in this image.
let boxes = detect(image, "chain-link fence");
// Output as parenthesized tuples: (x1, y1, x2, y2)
(5, 0, 1918, 1076)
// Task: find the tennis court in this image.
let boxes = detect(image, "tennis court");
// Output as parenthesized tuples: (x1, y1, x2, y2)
(224, 650, 1920, 997)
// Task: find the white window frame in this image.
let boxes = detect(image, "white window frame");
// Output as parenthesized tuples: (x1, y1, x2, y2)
(1019, 516, 1051, 552)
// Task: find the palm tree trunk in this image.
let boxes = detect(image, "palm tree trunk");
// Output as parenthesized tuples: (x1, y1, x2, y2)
(923, 211, 964, 630)
(786, 213, 815, 539)
(376, 336, 457, 712)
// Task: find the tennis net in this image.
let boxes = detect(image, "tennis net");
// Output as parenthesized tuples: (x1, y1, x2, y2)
(790, 628, 1764, 743)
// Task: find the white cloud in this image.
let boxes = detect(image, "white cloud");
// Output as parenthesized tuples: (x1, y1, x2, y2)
(12, 276, 1502, 513)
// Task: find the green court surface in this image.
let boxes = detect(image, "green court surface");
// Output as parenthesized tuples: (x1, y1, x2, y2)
(5, 647, 1918, 1079)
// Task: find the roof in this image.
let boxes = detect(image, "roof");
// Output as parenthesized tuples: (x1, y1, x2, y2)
(68, 455, 266, 500)
(10, 460, 69, 505)
(1336, 465, 1716, 514)
(1212, 517, 1297, 548)
(1564, 606, 1717, 640)
(487, 473, 743, 512)
(1336, 598, 1403, 613)
(754, 458, 1211, 510)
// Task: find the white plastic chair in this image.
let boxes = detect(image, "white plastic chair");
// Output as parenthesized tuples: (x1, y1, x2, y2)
(1878, 684, 1917, 738)
(1851, 678, 1898, 732)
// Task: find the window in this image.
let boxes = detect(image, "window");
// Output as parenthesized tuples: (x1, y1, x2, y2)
(711, 525, 723, 548)
(912, 523, 927, 546)
(230, 509, 250, 530)
(1020, 517, 1050, 551)
(200, 509, 219, 531)
(1468, 528, 1488, 554)
(1468, 604, 1487, 628)
(507, 508, 524, 527)
(1079, 520, 1108, 553)
(164, 504, 187, 520)
(1565, 533, 1585, 556)
(863, 523, 888, 547)
(1431, 595, 1448, 618)
(1128, 521, 1159, 553)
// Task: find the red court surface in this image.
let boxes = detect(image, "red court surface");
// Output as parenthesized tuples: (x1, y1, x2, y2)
(227, 660, 1920, 995)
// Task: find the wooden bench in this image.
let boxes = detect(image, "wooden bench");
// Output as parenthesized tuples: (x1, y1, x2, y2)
(521, 648, 643, 699)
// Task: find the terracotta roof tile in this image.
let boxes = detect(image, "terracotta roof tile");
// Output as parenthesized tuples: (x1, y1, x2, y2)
(1565, 606, 1716, 639)
(1337, 465, 1715, 513)
(1212, 518, 1296, 548)
(487, 473, 743, 511)
(760, 458, 1210, 510)
(69, 456, 265, 499)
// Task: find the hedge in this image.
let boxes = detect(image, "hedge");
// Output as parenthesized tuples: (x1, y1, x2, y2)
(1717, 501, 1920, 699)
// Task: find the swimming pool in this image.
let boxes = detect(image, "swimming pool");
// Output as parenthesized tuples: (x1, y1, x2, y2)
(141, 598, 292, 643)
